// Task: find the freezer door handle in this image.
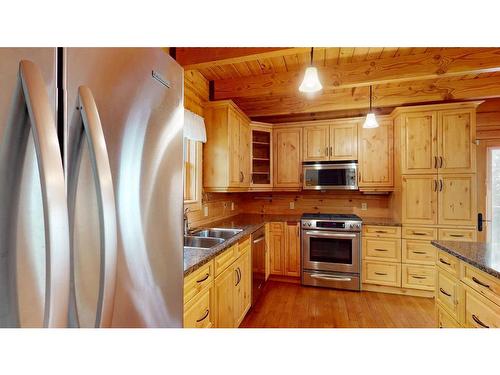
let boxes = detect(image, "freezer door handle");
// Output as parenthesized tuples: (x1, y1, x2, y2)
(15, 60, 70, 327)
(68, 86, 117, 328)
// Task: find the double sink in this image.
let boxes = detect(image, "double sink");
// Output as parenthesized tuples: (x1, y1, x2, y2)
(184, 228, 243, 250)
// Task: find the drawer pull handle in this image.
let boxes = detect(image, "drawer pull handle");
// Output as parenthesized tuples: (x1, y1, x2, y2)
(412, 251, 427, 255)
(375, 230, 388, 233)
(411, 275, 427, 279)
(412, 232, 427, 236)
(374, 248, 388, 252)
(472, 276, 490, 289)
(439, 288, 452, 297)
(196, 309, 210, 323)
(196, 273, 210, 283)
(374, 272, 387, 276)
(449, 234, 464, 238)
(472, 314, 489, 328)
(439, 258, 451, 266)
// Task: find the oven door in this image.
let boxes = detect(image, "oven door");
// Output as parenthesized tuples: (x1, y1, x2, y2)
(303, 163, 358, 190)
(302, 230, 360, 273)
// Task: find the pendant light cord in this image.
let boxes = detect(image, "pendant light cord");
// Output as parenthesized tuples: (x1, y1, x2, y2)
(310, 47, 314, 66)
(369, 85, 373, 112)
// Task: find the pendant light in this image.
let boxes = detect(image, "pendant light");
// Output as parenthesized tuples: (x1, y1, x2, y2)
(363, 85, 379, 128)
(299, 47, 323, 93)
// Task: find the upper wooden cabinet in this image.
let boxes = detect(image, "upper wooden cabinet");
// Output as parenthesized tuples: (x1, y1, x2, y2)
(203, 100, 251, 191)
(250, 122, 273, 191)
(397, 104, 477, 175)
(358, 117, 394, 190)
(273, 127, 302, 189)
(302, 120, 358, 162)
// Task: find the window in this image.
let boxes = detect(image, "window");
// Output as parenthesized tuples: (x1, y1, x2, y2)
(488, 147, 500, 242)
(183, 138, 202, 211)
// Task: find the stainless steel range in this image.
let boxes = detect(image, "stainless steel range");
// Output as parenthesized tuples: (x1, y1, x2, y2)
(301, 213, 362, 291)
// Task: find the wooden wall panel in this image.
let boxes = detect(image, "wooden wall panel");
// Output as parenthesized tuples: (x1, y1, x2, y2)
(186, 193, 243, 229)
(184, 69, 209, 117)
(477, 98, 500, 140)
(239, 191, 392, 218)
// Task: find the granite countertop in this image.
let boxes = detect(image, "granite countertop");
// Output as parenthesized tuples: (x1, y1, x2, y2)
(431, 240, 500, 279)
(183, 214, 302, 276)
(361, 217, 402, 227)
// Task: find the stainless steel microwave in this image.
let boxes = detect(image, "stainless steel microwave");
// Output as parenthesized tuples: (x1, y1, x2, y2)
(302, 162, 358, 190)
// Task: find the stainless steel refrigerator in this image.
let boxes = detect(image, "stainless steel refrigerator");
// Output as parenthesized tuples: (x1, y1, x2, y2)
(0, 48, 184, 328)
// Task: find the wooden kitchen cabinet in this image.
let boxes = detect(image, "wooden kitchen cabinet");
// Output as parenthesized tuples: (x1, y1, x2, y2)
(273, 127, 302, 189)
(357, 117, 393, 190)
(214, 263, 236, 328)
(302, 120, 358, 162)
(233, 245, 251, 327)
(402, 175, 438, 225)
(437, 174, 477, 226)
(268, 221, 301, 278)
(303, 125, 329, 161)
(183, 260, 215, 328)
(250, 122, 273, 190)
(284, 222, 301, 277)
(203, 100, 251, 191)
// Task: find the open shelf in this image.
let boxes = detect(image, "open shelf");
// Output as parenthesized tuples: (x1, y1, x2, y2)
(251, 129, 272, 186)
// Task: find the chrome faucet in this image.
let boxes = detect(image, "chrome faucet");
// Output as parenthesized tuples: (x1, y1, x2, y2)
(184, 207, 189, 236)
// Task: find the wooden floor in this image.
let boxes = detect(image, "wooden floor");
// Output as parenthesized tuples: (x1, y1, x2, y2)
(241, 281, 435, 328)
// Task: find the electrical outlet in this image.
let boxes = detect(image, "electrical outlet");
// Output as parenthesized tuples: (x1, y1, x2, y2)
(289, 201, 295, 210)
(361, 202, 368, 211)
(223, 202, 228, 209)
(203, 205, 209, 217)
(231, 201, 235, 211)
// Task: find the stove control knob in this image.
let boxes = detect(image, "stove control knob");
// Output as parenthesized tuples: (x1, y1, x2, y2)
(307, 222, 312, 227)
(350, 224, 355, 229)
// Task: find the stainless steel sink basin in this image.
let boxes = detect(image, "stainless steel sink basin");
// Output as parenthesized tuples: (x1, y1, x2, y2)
(184, 236, 224, 249)
(192, 228, 243, 240)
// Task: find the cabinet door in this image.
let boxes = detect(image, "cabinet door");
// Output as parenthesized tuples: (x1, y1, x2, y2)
(183, 287, 213, 328)
(234, 249, 252, 327)
(214, 264, 236, 328)
(284, 222, 301, 277)
(438, 109, 476, 174)
(438, 174, 477, 226)
(269, 223, 285, 275)
(303, 125, 329, 161)
(228, 108, 241, 187)
(239, 117, 251, 187)
(358, 118, 393, 188)
(330, 121, 358, 161)
(401, 112, 437, 174)
(274, 128, 302, 188)
(402, 175, 438, 225)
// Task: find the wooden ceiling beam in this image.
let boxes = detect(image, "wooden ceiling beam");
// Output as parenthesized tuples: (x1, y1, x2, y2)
(213, 48, 500, 100)
(176, 47, 310, 70)
(235, 74, 500, 117)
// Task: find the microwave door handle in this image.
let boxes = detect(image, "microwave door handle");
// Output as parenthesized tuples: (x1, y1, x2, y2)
(304, 231, 357, 238)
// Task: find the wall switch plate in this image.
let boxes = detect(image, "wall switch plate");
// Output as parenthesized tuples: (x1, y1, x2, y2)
(203, 206, 209, 217)
(361, 202, 368, 211)
(231, 202, 235, 211)
(289, 201, 295, 210)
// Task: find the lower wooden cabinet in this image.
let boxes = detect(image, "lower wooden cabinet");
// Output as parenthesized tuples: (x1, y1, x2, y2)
(434, 251, 500, 328)
(184, 236, 252, 328)
(402, 264, 435, 291)
(362, 260, 401, 287)
(267, 221, 301, 278)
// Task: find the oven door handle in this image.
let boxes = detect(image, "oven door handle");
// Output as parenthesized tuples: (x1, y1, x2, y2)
(304, 230, 358, 239)
(310, 274, 353, 282)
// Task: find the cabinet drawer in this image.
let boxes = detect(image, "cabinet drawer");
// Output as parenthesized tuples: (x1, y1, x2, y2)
(363, 237, 401, 262)
(436, 268, 463, 321)
(214, 244, 237, 277)
(461, 263, 500, 307)
(363, 225, 401, 239)
(436, 304, 461, 328)
(402, 226, 437, 240)
(402, 264, 435, 291)
(184, 261, 214, 304)
(438, 228, 476, 242)
(269, 222, 284, 232)
(463, 286, 500, 328)
(402, 239, 436, 265)
(183, 287, 213, 328)
(362, 261, 401, 287)
(236, 236, 251, 257)
(436, 249, 460, 277)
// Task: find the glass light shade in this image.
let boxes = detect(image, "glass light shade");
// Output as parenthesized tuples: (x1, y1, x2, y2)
(363, 112, 379, 129)
(299, 66, 323, 93)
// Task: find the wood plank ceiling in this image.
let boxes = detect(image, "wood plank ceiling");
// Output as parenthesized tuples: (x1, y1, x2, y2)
(175, 47, 500, 122)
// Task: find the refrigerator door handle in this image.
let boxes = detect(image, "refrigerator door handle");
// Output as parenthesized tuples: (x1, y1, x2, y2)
(68, 86, 117, 327)
(19, 60, 70, 327)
